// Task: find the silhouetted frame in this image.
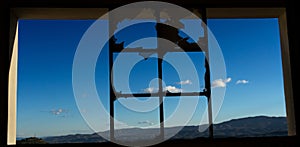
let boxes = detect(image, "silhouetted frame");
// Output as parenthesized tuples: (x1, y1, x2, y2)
(5, 2, 296, 146)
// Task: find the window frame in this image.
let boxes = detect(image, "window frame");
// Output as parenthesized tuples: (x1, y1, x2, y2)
(3, 2, 296, 146)
(206, 8, 296, 137)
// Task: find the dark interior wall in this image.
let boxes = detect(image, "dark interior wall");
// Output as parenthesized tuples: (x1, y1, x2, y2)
(10, 0, 285, 8)
(286, 0, 299, 137)
(1, 0, 298, 146)
(0, 2, 9, 146)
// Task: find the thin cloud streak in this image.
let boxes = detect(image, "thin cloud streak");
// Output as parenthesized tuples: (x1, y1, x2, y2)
(176, 80, 192, 85)
(137, 120, 154, 126)
(236, 80, 249, 84)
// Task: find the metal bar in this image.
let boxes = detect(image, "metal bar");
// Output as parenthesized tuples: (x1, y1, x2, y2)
(206, 59, 213, 139)
(115, 92, 206, 98)
(108, 11, 115, 142)
(165, 92, 206, 97)
(158, 57, 164, 139)
(155, 10, 165, 139)
(201, 7, 214, 139)
(109, 46, 115, 142)
(112, 47, 204, 53)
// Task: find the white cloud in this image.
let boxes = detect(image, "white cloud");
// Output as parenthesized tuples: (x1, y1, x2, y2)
(176, 80, 192, 85)
(143, 85, 183, 93)
(236, 80, 249, 84)
(50, 108, 68, 116)
(114, 122, 134, 130)
(164, 86, 183, 93)
(137, 120, 154, 126)
(224, 78, 232, 83)
(143, 87, 158, 93)
(211, 78, 231, 88)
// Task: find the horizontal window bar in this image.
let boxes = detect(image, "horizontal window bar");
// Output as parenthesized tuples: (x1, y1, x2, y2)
(115, 92, 207, 98)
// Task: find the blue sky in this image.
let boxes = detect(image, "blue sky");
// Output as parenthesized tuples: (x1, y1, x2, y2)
(17, 18, 286, 138)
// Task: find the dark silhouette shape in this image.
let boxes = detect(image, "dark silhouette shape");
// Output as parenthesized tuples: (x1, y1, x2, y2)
(109, 22, 211, 142)
(138, 52, 155, 60)
(109, 36, 124, 52)
(17, 137, 48, 144)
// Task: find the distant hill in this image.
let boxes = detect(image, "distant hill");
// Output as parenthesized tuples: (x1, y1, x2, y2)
(17, 137, 48, 144)
(172, 116, 287, 139)
(213, 116, 287, 138)
(43, 133, 108, 143)
(35, 116, 287, 144)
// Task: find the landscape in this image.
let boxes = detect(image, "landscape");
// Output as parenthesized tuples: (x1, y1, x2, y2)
(17, 116, 288, 144)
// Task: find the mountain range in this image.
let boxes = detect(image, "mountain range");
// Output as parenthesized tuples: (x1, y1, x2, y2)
(22, 116, 287, 144)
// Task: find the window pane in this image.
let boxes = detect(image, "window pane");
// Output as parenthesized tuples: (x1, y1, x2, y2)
(113, 53, 158, 93)
(164, 96, 209, 139)
(163, 52, 206, 93)
(208, 18, 287, 138)
(114, 98, 160, 141)
(17, 20, 99, 142)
